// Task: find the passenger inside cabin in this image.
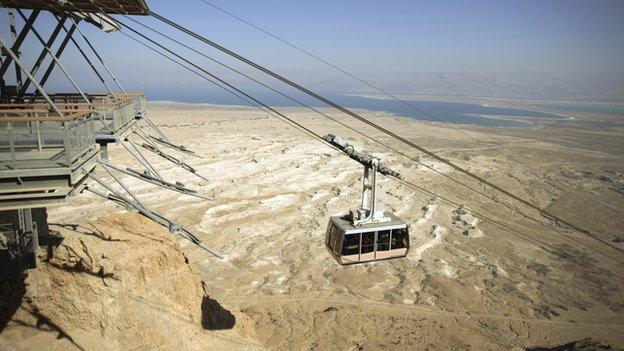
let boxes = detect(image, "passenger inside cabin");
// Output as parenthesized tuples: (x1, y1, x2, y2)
(361, 232, 374, 253)
(391, 228, 409, 249)
(342, 234, 360, 255)
(377, 230, 390, 251)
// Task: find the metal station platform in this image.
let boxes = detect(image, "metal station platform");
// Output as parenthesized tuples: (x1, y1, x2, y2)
(0, 104, 98, 210)
(0, 0, 221, 279)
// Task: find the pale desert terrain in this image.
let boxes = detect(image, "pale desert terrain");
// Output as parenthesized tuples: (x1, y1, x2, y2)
(1, 100, 623, 350)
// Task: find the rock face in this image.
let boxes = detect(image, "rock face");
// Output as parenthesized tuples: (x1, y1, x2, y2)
(0, 214, 257, 351)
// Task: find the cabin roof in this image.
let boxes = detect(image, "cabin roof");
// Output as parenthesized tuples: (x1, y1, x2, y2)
(0, 0, 150, 15)
(330, 213, 407, 234)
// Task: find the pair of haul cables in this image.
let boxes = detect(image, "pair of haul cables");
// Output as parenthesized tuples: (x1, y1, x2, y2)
(113, 11, 623, 261)
(111, 14, 623, 271)
(21, 0, 618, 266)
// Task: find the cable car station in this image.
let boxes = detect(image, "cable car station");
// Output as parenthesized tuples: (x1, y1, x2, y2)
(0, 0, 222, 278)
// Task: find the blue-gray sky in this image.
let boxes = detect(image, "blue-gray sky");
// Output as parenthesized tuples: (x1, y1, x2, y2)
(2, 0, 624, 99)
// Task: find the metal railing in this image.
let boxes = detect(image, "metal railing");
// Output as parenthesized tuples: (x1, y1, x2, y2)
(0, 108, 96, 169)
(93, 96, 138, 134)
(1, 92, 147, 136)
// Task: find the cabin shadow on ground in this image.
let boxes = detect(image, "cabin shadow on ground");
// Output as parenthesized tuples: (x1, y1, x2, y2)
(201, 296, 236, 330)
(525, 337, 615, 351)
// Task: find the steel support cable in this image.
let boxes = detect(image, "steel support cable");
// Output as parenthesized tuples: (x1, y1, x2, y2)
(118, 24, 624, 266)
(15, 10, 90, 104)
(132, 127, 162, 150)
(84, 186, 126, 206)
(116, 25, 500, 196)
(117, 31, 261, 113)
(101, 159, 212, 200)
(196, 0, 613, 214)
(51, 14, 117, 98)
(393, 177, 624, 267)
(115, 6, 624, 270)
(0, 37, 62, 115)
(0, 9, 39, 77)
(117, 30, 314, 137)
(119, 30, 624, 270)
(149, 11, 623, 255)
(122, 14, 348, 117)
(145, 13, 564, 216)
(67, 76, 156, 178)
(12, 12, 67, 96)
(121, 16, 391, 151)
(122, 14, 361, 127)
(92, 169, 200, 246)
(67, 6, 171, 143)
(138, 142, 208, 182)
(117, 3, 566, 218)
(87, 173, 223, 259)
(116, 0, 604, 245)
(122, 138, 164, 180)
(141, 131, 203, 158)
(68, 17, 126, 94)
(100, 161, 142, 204)
(116, 28, 358, 181)
(118, 30, 326, 153)
(115, 22, 336, 149)
(138, 110, 171, 142)
(108, 1, 620, 244)
(196, 0, 487, 138)
(118, 18, 526, 216)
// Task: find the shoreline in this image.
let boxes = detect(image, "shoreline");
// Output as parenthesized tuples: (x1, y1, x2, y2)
(148, 99, 571, 129)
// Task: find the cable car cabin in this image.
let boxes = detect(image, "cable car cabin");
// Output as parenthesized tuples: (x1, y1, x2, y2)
(325, 213, 409, 265)
(322, 134, 411, 265)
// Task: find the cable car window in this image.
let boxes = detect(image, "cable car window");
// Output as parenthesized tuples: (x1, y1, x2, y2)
(377, 230, 390, 251)
(342, 234, 360, 256)
(361, 232, 374, 254)
(391, 228, 409, 249)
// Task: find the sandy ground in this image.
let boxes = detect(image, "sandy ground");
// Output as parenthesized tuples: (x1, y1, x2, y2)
(5, 100, 624, 350)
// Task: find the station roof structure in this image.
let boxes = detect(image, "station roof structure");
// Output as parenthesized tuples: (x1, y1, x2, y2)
(0, 0, 150, 15)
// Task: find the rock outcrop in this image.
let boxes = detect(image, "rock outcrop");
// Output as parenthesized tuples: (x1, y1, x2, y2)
(0, 213, 258, 351)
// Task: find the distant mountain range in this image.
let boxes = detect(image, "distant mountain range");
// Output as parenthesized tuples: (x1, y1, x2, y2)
(306, 71, 624, 100)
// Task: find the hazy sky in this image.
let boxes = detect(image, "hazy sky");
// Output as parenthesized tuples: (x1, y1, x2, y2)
(2, 0, 624, 98)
